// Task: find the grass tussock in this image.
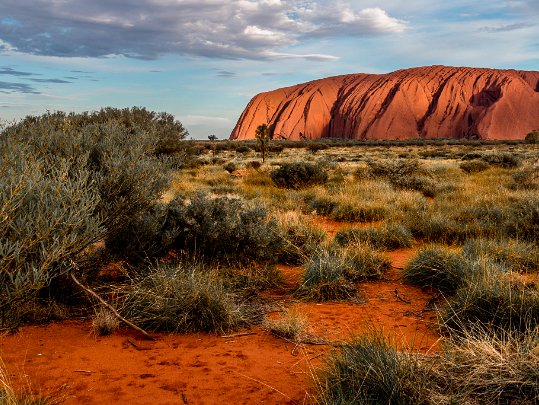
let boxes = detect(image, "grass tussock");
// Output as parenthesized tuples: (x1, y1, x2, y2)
(92, 308, 120, 336)
(0, 358, 53, 405)
(335, 224, 414, 250)
(120, 263, 244, 333)
(463, 238, 539, 273)
(276, 211, 325, 265)
(263, 310, 309, 342)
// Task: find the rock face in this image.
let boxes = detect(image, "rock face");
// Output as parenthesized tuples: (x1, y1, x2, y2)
(230, 66, 539, 141)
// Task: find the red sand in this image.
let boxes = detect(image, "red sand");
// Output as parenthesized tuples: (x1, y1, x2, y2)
(1, 220, 439, 404)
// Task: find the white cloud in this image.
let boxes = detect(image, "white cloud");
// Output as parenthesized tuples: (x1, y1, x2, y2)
(0, 0, 406, 60)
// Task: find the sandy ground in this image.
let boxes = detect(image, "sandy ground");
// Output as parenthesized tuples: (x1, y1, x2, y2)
(1, 220, 439, 404)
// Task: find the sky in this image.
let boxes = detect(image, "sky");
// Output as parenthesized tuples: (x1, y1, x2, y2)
(0, 1, 538, 139)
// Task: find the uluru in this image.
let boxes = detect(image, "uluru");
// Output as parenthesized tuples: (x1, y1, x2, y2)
(230, 65, 539, 141)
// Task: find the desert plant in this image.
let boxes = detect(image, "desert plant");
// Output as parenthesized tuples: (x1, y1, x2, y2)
(367, 158, 436, 196)
(403, 246, 474, 295)
(509, 165, 539, 190)
(340, 243, 391, 282)
(223, 162, 237, 173)
(459, 159, 489, 173)
(0, 357, 51, 405)
(441, 262, 539, 335)
(120, 263, 243, 332)
(263, 310, 309, 342)
(297, 250, 356, 302)
(218, 263, 283, 292)
(335, 224, 414, 250)
(92, 308, 120, 336)
(270, 162, 328, 189)
(463, 238, 539, 273)
(330, 202, 386, 222)
(316, 333, 432, 405)
(160, 193, 282, 263)
(255, 123, 270, 162)
(525, 130, 539, 144)
(276, 213, 325, 265)
(480, 151, 521, 168)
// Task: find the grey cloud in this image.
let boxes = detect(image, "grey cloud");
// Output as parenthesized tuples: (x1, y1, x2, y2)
(29, 78, 72, 83)
(0, 81, 40, 93)
(0, 66, 36, 76)
(216, 70, 236, 78)
(480, 22, 535, 33)
(0, 1, 405, 61)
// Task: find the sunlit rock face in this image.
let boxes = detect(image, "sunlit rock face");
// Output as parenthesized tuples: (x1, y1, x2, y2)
(230, 66, 539, 141)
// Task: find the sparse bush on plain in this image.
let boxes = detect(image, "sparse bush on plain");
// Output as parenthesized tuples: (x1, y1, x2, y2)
(459, 159, 489, 173)
(463, 238, 539, 273)
(403, 245, 474, 295)
(92, 308, 120, 336)
(276, 212, 325, 265)
(335, 224, 414, 250)
(120, 264, 243, 333)
(509, 165, 539, 190)
(263, 310, 309, 342)
(270, 162, 328, 189)
(367, 158, 437, 196)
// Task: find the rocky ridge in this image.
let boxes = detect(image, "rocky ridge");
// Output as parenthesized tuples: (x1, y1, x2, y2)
(230, 66, 539, 140)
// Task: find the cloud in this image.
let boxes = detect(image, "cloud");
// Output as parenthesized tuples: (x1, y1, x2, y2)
(0, 67, 36, 76)
(216, 70, 237, 78)
(29, 78, 72, 83)
(480, 22, 535, 33)
(0, 81, 39, 93)
(0, 1, 406, 60)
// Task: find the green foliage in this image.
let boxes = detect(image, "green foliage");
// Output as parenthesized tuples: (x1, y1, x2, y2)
(335, 224, 413, 250)
(270, 162, 328, 189)
(316, 333, 431, 405)
(120, 264, 243, 332)
(255, 123, 270, 162)
(525, 131, 539, 144)
(277, 216, 325, 265)
(162, 193, 282, 263)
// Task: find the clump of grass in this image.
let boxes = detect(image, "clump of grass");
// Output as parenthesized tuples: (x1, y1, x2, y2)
(0, 358, 52, 405)
(508, 165, 539, 190)
(433, 326, 539, 404)
(463, 238, 539, 273)
(270, 161, 328, 189)
(120, 263, 243, 333)
(459, 159, 489, 173)
(263, 310, 309, 342)
(92, 308, 120, 336)
(330, 202, 386, 222)
(335, 224, 413, 250)
(340, 243, 391, 282)
(440, 264, 539, 335)
(276, 211, 326, 265)
(296, 250, 356, 302)
(219, 263, 283, 292)
(315, 333, 432, 405)
(403, 245, 473, 295)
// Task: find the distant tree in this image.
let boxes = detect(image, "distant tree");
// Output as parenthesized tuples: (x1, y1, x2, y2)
(255, 123, 270, 163)
(208, 134, 218, 141)
(525, 131, 539, 144)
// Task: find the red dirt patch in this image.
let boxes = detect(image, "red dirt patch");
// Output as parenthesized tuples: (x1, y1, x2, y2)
(306, 215, 382, 238)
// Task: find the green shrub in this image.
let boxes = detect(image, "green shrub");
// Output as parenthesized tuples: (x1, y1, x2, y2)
(367, 159, 436, 197)
(459, 160, 489, 173)
(335, 224, 413, 250)
(161, 193, 282, 263)
(463, 238, 539, 273)
(308, 196, 337, 216)
(403, 246, 474, 295)
(481, 152, 521, 168)
(120, 264, 243, 332)
(270, 162, 328, 189)
(341, 243, 391, 282)
(316, 334, 431, 405)
(525, 131, 539, 144)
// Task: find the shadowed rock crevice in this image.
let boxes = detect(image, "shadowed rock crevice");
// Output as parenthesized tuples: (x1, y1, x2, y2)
(230, 66, 539, 141)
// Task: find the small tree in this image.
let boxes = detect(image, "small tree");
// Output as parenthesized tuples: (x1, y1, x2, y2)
(525, 130, 539, 144)
(255, 123, 270, 163)
(208, 134, 218, 141)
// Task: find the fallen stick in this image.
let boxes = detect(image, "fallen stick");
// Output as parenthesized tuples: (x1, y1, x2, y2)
(70, 272, 155, 341)
(220, 332, 257, 338)
(74, 370, 94, 374)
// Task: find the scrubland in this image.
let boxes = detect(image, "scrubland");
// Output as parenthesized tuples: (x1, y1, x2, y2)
(1, 110, 538, 404)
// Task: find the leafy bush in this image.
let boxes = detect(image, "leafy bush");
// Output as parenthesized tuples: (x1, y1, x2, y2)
(162, 193, 282, 263)
(316, 334, 431, 405)
(403, 246, 474, 295)
(480, 151, 521, 168)
(335, 224, 413, 250)
(120, 264, 243, 332)
(270, 162, 328, 189)
(525, 130, 539, 144)
(459, 160, 489, 173)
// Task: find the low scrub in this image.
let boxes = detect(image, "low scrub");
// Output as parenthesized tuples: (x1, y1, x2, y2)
(463, 238, 539, 273)
(263, 310, 309, 342)
(509, 165, 539, 190)
(459, 159, 489, 173)
(270, 162, 328, 189)
(403, 246, 474, 295)
(335, 224, 413, 250)
(120, 264, 243, 333)
(316, 333, 432, 405)
(276, 212, 325, 265)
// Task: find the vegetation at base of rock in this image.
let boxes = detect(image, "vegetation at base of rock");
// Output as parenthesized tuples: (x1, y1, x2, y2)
(270, 162, 328, 189)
